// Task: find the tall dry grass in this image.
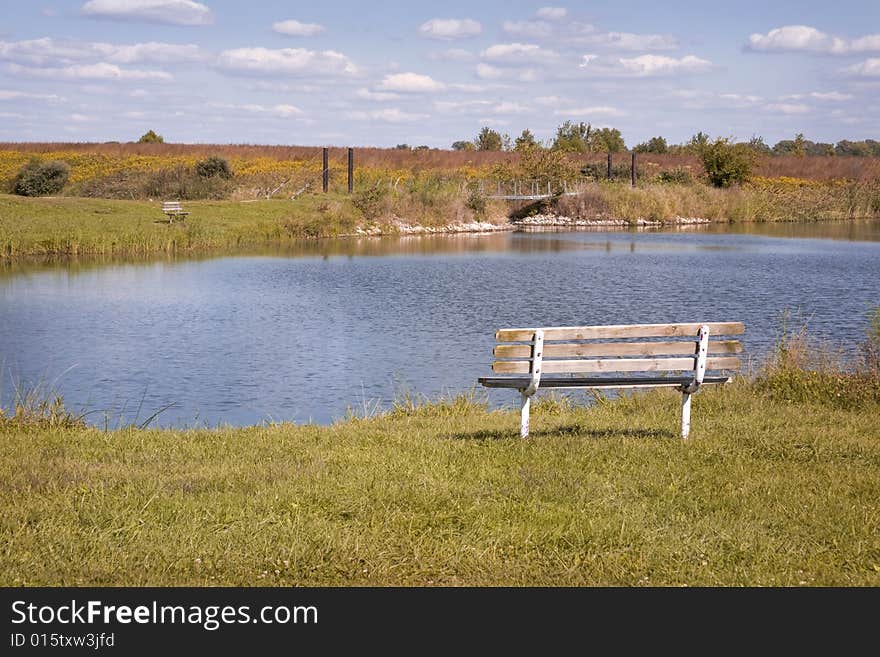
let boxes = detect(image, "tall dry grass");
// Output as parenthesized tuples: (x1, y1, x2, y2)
(3, 143, 878, 182)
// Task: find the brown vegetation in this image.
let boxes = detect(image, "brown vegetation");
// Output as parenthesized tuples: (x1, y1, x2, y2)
(3, 142, 878, 182)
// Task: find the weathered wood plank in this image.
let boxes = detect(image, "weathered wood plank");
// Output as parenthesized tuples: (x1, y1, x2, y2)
(494, 340, 742, 359)
(478, 375, 733, 389)
(492, 356, 741, 374)
(496, 322, 745, 342)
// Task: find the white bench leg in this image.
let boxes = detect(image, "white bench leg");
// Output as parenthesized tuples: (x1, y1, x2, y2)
(520, 392, 531, 438)
(681, 392, 692, 440)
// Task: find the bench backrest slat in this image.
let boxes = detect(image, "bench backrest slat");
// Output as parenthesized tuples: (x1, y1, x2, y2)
(493, 356, 741, 375)
(163, 201, 183, 210)
(494, 339, 742, 359)
(496, 322, 744, 342)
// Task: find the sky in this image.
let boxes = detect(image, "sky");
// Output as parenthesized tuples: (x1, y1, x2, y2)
(0, 0, 878, 147)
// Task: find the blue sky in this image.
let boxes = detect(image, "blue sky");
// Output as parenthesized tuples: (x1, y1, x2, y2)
(0, 0, 878, 147)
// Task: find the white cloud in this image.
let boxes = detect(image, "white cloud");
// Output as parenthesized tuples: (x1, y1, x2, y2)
(355, 88, 401, 101)
(347, 108, 429, 123)
(81, 0, 214, 26)
(216, 47, 358, 77)
(418, 18, 482, 40)
(718, 93, 763, 106)
(579, 32, 678, 51)
(272, 20, 325, 37)
(535, 7, 567, 20)
(553, 105, 624, 117)
(6, 62, 173, 81)
(491, 101, 532, 114)
(809, 91, 853, 101)
(842, 58, 880, 77)
(580, 53, 712, 76)
(764, 102, 810, 114)
(243, 103, 304, 117)
(70, 113, 92, 122)
(501, 21, 553, 39)
(448, 82, 487, 92)
(481, 43, 559, 65)
(211, 102, 305, 118)
(747, 25, 880, 55)
(0, 37, 204, 65)
(0, 89, 62, 101)
(100, 42, 203, 64)
(377, 72, 445, 93)
(619, 54, 711, 75)
(476, 63, 504, 79)
(433, 99, 491, 112)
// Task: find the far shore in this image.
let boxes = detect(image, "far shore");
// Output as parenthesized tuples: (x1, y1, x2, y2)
(1, 189, 879, 260)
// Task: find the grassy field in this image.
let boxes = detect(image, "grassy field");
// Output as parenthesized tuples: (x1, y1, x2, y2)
(3, 178, 879, 258)
(1, 371, 878, 587)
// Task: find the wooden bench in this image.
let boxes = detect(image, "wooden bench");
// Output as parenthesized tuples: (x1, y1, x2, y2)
(162, 200, 189, 223)
(478, 321, 745, 439)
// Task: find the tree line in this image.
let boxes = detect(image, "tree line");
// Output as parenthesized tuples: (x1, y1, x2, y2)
(451, 123, 880, 157)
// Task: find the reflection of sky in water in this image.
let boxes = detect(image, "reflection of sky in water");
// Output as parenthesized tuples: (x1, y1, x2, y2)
(1, 226, 879, 428)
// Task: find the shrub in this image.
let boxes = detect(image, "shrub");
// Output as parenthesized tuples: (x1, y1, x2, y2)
(465, 188, 487, 216)
(351, 185, 388, 221)
(12, 159, 70, 196)
(142, 165, 232, 200)
(195, 156, 233, 179)
(580, 162, 631, 182)
(138, 130, 164, 143)
(698, 138, 754, 188)
(655, 167, 694, 185)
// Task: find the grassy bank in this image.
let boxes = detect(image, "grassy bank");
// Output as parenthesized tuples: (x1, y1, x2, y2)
(0, 193, 513, 258)
(1, 367, 878, 586)
(3, 179, 880, 258)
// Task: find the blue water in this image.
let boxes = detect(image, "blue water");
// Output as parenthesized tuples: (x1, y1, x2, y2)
(1, 225, 878, 427)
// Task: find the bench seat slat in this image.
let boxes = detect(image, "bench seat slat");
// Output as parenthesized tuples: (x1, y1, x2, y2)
(496, 322, 745, 342)
(478, 375, 733, 389)
(492, 356, 741, 374)
(494, 340, 741, 359)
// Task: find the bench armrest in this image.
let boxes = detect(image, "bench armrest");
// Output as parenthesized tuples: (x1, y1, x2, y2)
(522, 329, 544, 396)
(682, 325, 709, 394)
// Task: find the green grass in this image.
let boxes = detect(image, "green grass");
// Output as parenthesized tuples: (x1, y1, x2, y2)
(0, 194, 365, 257)
(1, 381, 878, 587)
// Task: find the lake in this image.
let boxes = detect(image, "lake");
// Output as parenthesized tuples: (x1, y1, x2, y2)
(2, 222, 879, 427)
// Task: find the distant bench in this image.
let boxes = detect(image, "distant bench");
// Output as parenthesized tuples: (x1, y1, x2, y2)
(478, 321, 745, 439)
(162, 200, 189, 223)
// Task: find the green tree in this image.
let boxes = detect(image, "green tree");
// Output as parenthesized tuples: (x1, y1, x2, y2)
(686, 131, 710, 154)
(699, 138, 754, 188)
(835, 140, 873, 157)
(591, 127, 626, 153)
(474, 127, 504, 151)
(514, 129, 539, 152)
(137, 129, 164, 144)
(552, 121, 592, 152)
(451, 140, 475, 151)
(792, 133, 807, 157)
(744, 135, 772, 155)
(518, 146, 577, 184)
(634, 136, 668, 154)
(13, 159, 70, 196)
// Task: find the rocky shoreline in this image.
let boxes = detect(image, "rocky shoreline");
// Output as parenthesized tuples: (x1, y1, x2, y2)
(354, 213, 712, 237)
